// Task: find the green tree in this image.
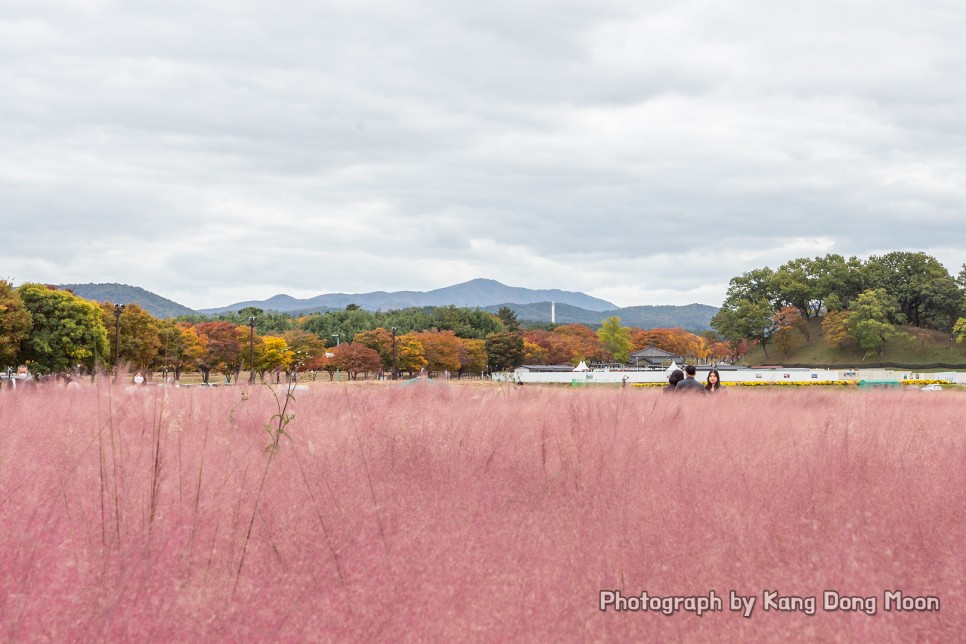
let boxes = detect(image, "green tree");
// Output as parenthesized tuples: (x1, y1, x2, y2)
(428, 306, 503, 339)
(771, 258, 821, 319)
(846, 289, 904, 358)
(299, 308, 377, 345)
(711, 298, 775, 358)
(597, 316, 632, 363)
(18, 283, 108, 375)
(496, 306, 521, 333)
(0, 280, 32, 367)
(724, 267, 777, 309)
(813, 254, 866, 311)
(864, 252, 960, 329)
(485, 331, 525, 371)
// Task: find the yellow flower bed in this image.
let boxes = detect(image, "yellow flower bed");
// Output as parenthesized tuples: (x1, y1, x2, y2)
(634, 379, 952, 388)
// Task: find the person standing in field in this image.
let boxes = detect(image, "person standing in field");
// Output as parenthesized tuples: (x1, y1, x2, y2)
(705, 368, 724, 393)
(664, 369, 684, 393)
(675, 365, 706, 393)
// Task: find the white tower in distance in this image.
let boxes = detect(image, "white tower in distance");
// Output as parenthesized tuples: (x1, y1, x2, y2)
(551, 301, 555, 324)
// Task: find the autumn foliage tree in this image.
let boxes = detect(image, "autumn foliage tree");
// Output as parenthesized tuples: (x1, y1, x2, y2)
(552, 324, 603, 363)
(457, 338, 487, 377)
(156, 321, 205, 381)
(771, 306, 807, 357)
(193, 322, 243, 384)
(99, 302, 161, 374)
(282, 329, 328, 376)
(394, 334, 428, 376)
(353, 328, 394, 371)
(523, 340, 548, 365)
(0, 280, 32, 367)
(255, 336, 293, 382)
(330, 343, 382, 380)
(631, 327, 705, 360)
(412, 330, 463, 375)
(523, 330, 576, 364)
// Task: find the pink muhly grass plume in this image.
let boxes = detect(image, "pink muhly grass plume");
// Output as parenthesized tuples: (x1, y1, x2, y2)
(0, 383, 962, 641)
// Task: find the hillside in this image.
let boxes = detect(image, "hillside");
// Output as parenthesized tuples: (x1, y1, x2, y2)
(743, 318, 966, 367)
(60, 283, 196, 319)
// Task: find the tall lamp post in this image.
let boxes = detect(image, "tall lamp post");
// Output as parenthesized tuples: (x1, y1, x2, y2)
(391, 327, 398, 380)
(113, 303, 125, 380)
(248, 316, 256, 384)
(331, 334, 341, 381)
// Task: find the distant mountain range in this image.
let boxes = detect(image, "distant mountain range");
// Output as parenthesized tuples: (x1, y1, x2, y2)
(58, 279, 719, 331)
(59, 283, 196, 319)
(200, 278, 618, 314)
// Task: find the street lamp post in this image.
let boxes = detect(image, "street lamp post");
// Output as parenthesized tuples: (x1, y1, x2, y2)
(248, 316, 256, 384)
(391, 327, 398, 380)
(113, 303, 125, 380)
(331, 334, 341, 381)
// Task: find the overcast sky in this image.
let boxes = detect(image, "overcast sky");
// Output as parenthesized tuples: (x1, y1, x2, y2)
(4, 0, 966, 310)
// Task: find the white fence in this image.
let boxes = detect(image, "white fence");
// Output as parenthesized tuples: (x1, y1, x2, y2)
(491, 367, 960, 385)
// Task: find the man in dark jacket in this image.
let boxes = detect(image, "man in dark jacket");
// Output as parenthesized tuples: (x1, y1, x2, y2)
(675, 365, 706, 393)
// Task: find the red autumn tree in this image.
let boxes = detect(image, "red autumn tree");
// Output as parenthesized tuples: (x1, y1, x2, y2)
(330, 343, 382, 380)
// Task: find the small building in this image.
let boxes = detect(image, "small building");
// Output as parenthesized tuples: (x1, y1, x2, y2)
(628, 345, 685, 368)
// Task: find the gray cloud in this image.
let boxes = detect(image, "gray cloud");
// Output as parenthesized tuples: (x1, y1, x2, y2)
(4, 0, 966, 310)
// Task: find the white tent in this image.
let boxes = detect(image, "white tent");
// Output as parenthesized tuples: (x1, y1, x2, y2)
(572, 361, 590, 372)
(665, 361, 681, 373)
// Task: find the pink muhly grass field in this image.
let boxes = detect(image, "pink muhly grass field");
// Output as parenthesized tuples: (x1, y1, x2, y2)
(0, 383, 962, 642)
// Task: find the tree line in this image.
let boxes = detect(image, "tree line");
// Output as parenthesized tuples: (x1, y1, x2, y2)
(0, 282, 732, 381)
(711, 251, 966, 359)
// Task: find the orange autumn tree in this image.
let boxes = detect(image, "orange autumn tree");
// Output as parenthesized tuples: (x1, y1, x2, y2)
(552, 324, 604, 363)
(411, 330, 462, 376)
(192, 321, 243, 384)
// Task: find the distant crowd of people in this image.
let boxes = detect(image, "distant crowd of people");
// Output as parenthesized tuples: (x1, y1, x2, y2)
(664, 366, 723, 394)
